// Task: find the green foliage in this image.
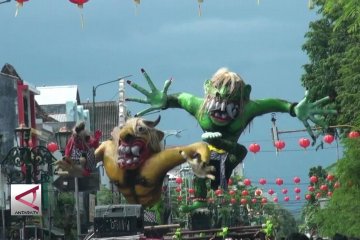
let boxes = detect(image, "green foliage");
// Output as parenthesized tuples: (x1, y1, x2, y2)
(316, 187, 360, 236)
(96, 184, 114, 205)
(337, 138, 360, 187)
(302, 0, 360, 133)
(301, 138, 360, 236)
(315, 138, 360, 235)
(302, 1, 360, 235)
(53, 192, 76, 239)
(264, 204, 297, 239)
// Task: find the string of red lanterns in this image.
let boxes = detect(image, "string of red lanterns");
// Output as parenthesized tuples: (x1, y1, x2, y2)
(173, 175, 341, 205)
(246, 131, 359, 155)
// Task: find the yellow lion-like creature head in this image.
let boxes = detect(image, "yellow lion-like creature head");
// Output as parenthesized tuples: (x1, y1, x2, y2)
(115, 116, 164, 170)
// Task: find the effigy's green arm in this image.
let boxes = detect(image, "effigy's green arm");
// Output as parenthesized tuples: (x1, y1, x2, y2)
(167, 92, 204, 117)
(245, 98, 295, 117)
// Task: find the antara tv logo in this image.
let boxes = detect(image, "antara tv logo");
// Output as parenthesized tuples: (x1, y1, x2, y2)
(11, 184, 42, 216)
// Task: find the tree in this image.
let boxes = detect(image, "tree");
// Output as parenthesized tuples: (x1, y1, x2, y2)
(301, 0, 360, 133)
(316, 138, 360, 236)
(299, 165, 336, 237)
(263, 204, 298, 239)
(300, 1, 360, 235)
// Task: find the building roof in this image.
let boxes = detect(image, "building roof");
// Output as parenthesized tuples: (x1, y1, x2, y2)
(35, 85, 80, 105)
(1, 63, 22, 81)
(49, 113, 67, 122)
(1, 63, 40, 95)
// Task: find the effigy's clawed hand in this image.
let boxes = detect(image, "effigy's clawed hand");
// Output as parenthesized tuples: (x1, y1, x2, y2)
(180, 151, 215, 180)
(125, 68, 172, 116)
(294, 91, 337, 143)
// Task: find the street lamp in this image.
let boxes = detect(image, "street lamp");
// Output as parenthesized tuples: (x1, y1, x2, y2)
(2, 125, 57, 240)
(92, 75, 132, 132)
(163, 129, 186, 148)
(14, 124, 31, 148)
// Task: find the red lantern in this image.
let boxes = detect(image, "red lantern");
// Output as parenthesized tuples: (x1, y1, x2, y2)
(261, 198, 267, 204)
(268, 189, 275, 195)
(47, 142, 59, 153)
(16, 0, 29, 4)
(320, 184, 328, 192)
(251, 198, 257, 204)
(326, 174, 335, 182)
(293, 176, 301, 184)
(229, 190, 236, 195)
(215, 189, 223, 196)
(284, 196, 290, 202)
(274, 140, 285, 150)
(323, 134, 334, 144)
(255, 189, 262, 196)
(188, 188, 195, 194)
(175, 177, 183, 184)
(295, 195, 301, 201)
(305, 194, 312, 200)
(175, 187, 181, 193)
(275, 178, 283, 186)
(230, 198, 237, 204)
(243, 179, 251, 186)
(240, 198, 247, 205)
(308, 186, 315, 192)
(334, 182, 340, 189)
(294, 187, 301, 194)
(348, 131, 360, 139)
(259, 178, 267, 185)
(241, 190, 249, 196)
(69, 0, 88, 7)
(310, 176, 318, 183)
(299, 137, 310, 149)
(249, 143, 260, 154)
(281, 188, 288, 194)
(273, 197, 278, 203)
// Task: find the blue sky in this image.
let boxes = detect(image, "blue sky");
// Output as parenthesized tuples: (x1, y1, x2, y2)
(0, 0, 340, 216)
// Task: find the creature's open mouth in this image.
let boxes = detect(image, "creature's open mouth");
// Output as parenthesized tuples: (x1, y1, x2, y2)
(117, 139, 148, 169)
(204, 99, 239, 123)
(210, 110, 231, 122)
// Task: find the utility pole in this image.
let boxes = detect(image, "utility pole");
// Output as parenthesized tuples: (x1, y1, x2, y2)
(92, 75, 132, 132)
